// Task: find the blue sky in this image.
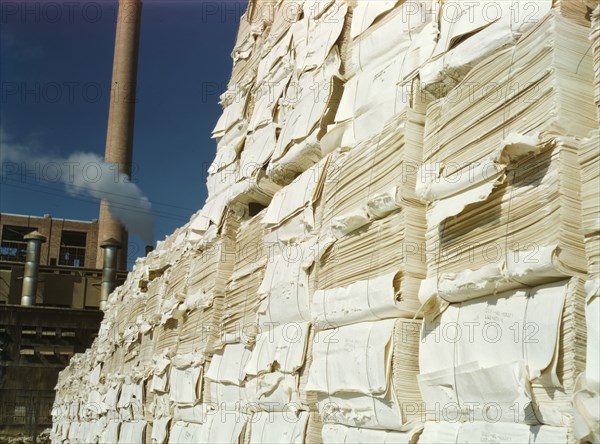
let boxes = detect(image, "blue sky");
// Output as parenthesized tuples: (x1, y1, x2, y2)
(1, 0, 246, 268)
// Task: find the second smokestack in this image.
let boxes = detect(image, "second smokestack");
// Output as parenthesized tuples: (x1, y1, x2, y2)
(21, 231, 46, 306)
(100, 238, 122, 310)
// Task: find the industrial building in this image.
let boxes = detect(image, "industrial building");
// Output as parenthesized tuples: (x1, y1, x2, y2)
(0, 213, 127, 441)
(0, 213, 99, 271)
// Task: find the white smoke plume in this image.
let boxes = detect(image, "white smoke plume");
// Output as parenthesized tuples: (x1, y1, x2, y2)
(0, 131, 155, 244)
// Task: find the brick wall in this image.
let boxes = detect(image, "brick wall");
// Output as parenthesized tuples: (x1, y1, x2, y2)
(0, 214, 99, 268)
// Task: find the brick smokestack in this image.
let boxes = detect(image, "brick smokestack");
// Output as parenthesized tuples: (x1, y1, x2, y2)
(97, 0, 142, 270)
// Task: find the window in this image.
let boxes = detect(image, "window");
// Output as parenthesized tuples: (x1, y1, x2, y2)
(0, 225, 37, 262)
(41, 328, 57, 337)
(59, 230, 87, 267)
(60, 329, 75, 338)
(13, 405, 26, 424)
(21, 327, 38, 337)
(19, 346, 35, 356)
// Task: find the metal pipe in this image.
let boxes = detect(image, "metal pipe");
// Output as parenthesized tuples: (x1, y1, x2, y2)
(100, 238, 122, 310)
(21, 231, 47, 306)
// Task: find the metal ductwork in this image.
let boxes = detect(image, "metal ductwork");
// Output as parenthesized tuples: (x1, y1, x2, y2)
(100, 238, 122, 311)
(21, 231, 47, 306)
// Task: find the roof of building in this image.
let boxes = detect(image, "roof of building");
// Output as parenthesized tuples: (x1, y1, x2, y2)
(0, 213, 98, 224)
